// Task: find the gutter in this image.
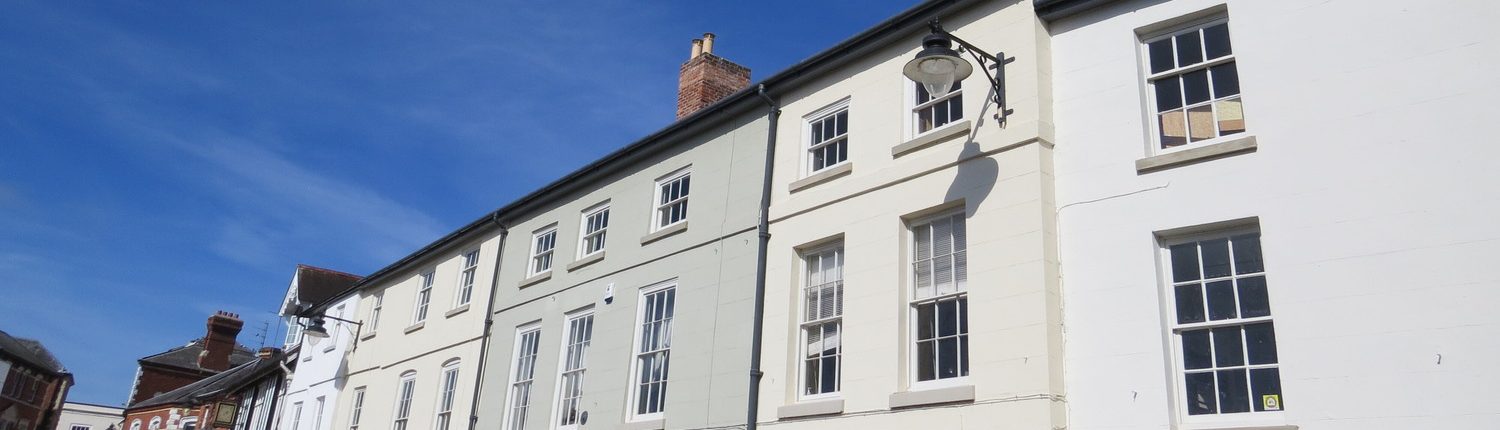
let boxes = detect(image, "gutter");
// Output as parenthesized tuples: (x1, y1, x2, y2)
(467, 214, 509, 430)
(744, 84, 779, 430)
(1033, 0, 1121, 21)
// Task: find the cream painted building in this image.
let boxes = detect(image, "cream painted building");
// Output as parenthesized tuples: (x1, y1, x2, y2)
(54, 402, 122, 430)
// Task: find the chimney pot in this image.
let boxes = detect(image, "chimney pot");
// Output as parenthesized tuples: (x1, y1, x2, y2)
(690, 39, 703, 59)
(701, 33, 716, 54)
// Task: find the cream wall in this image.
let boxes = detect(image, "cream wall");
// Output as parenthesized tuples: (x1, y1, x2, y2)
(325, 232, 501, 430)
(476, 111, 771, 430)
(1050, 0, 1500, 429)
(55, 403, 123, 430)
(757, 0, 1065, 428)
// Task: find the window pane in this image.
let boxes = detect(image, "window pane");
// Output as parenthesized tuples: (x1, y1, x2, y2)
(1232, 233, 1263, 273)
(1216, 369, 1251, 413)
(916, 341, 935, 381)
(1244, 322, 1279, 365)
(1203, 23, 1232, 59)
(1216, 97, 1246, 136)
(1237, 276, 1271, 318)
(1174, 283, 1206, 324)
(937, 299, 958, 337)
(1182, 69, 1210, 105)
(1185, 372, 1217, 415)
(1170, 243, 1200, 281)
(1206, 280, 1238, 321)
(1160, 110, 1187, 148)
(937, 337, 960, 379)
(836, 111, 848, 135)
(1181, 329, 1212, 370)
(1200, 239, 1231, 278)
(821, 356, 839, 393)
(1148, 38, 1175, 74)
(1211, 326, 1245, 367)
(958, 298, 968, 334)
(1175, 31, 1203, 67)
(1188, 104, 1215, 142)
(1154, 78, 1183, 112)
(1250, 368, 1283, 411)
(916, 303, 935, 340)
(803, 360, 820, 395)
(1210, 62, 1240, 98)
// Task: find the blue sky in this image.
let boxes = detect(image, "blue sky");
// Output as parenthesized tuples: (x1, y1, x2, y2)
(0, 0, 917, 406)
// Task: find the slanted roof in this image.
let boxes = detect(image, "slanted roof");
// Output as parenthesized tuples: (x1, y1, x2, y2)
(293, 265, 362, 308)
(0, 329, 66, 375)
(138, 339, 255, 373)
(128, 352, 282, 411)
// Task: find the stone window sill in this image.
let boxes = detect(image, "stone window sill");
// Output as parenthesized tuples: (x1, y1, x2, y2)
(1136, 135, 1257, 173)
(888, 384, 974, 409)
(1178, 424, 1296, 430)
(567, 251, 605, 271)
(619, 418, 664, 430)
(445, 304, 470, 318)
(640, 222, 687, 245)
(789, 162, 853, 193)
(518, 271, 552, 289)
(403, 322, 425, 334)
(893, 120, 971, 158)
(776, 398, 843, 419)
(359, 331, 377, 341)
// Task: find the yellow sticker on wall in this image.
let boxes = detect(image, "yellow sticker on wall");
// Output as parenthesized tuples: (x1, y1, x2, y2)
(1262, 394, 1281, 411)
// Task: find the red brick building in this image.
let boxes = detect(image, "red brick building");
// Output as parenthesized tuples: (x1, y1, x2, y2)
(126, 313, 254, 407)
(0, 329, 73, 430)
(123, 349, 283, 430)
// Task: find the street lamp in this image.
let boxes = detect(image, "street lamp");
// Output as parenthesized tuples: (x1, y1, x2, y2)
(902, 19, 1007, 108)
(299, 315, 363, 349)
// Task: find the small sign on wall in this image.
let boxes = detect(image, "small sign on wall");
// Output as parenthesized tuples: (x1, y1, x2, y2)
(213, 403, 238, 428)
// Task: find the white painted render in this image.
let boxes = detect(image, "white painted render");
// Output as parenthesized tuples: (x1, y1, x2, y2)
(475, 109, 770, 430)
(1049, 0, 1500, 429)
(279, 291, 360, 430)
(756, 1, 1065, 428)
(55, 402, 124, 430)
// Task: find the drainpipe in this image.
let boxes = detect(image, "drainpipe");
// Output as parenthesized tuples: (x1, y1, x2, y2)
(746, 83, 779, 430)
(468, 213, 508, 430)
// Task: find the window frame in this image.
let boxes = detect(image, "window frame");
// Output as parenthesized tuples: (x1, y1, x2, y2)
(412, 271, 435, 324)
(651, 168, 691, 232)
(578, 203, 610, 258)
(627, 281, 676, 422)
(368, 292, 383, 333)
(529, 226, 558, 277)
(455, 249, 481, 307)
(434, 360, 461, 430)
(1159, 227, 1284, 426)
(551, 308, 595, 430)
(797, 244, 845, 401)
(906, 79, 965, 139)
(347, 386, 365, 430)
(503, 324, 542, 430)
(803, 98, 851, 175)
(312, 396, 325, 430)
(906, 211, 971, 390)
(1140, 16, 1245, 155)
(392, 372, 417, 430)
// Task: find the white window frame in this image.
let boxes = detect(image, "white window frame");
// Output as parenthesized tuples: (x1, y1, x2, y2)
(455, 249, 481, 307)
(392, 372, 416, 430)
(905, 78, 964, 138)
(325, 305, 345, 352)
(803, 98, 851, 175)
(412, 271, 434, 324)
(129, 420, 142, 430)
(1160, 228, 1283, 426)
(71, 425, 93, 430)
(180, 418, 197, 430)
(627, 281, 676, 421)
(1140, 16, 1243, 154)
(347, 387, 366, 430)
(287, 403, 301, 430)
(504, 324, 542, 430)
(148, 417, 161, 430)
(551, 308, 595, 430)
(651, 168, 691, 232)
(312, 397, 325, 430)
(798, 244, 844, 400)
(434, 360, 461, 430)
(368, 292, 383, 333)
(577, 203, 610, 258)
(529, 227, 558, 276)
(907, 211, 970, 390)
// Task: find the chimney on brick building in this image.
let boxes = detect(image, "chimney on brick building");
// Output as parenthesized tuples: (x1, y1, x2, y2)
(676, 33, 751, 119)
(197, 311, 243, 371)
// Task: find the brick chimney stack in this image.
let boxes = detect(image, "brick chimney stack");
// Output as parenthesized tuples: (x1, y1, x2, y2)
(198, 311, 243, 371)
(676, 33, 751, 119)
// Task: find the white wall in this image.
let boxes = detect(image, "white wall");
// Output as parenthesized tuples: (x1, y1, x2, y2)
(1050, 0, 1500, 428)
(55, 403, 123, 430)
(280, 293, 359, 430)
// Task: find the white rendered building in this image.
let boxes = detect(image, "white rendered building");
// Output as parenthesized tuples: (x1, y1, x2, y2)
(277, 265, 363, 430)
(54, 402, 122, 430)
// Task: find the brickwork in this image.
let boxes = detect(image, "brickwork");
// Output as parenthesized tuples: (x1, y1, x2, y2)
(676, 53, 750, 119)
